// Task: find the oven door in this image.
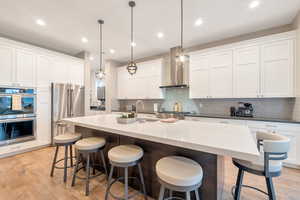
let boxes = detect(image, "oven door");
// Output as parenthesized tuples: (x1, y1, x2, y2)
(0, 117, 36, 146)
(0, 95, 35, 119)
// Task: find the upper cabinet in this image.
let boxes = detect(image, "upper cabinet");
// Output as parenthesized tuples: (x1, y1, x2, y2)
(117, 59, 163, 99)
(0, 44, 14, 86)
(189, 51, 233, 98)
(68, 60, 84, 86)
(261, 40, 294, 97)
(37, 55, 53, 87)
(15, 49, 36, 87)
(0, 38, 84, 88)
(210, 50, 233, 98)
(233, 46, 260, 98)
(190, 31, 295, 99)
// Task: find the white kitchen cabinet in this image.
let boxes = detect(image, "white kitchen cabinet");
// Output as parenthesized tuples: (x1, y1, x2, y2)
(261, 39, 294, 97)
(51, 58, 69, 84)
(36, 55, 53, 87)
(210, 50, 233, 98)
(0, 44, 14, 86)
(117, 59, 162, 99)
(36, 86, 51, 143)
(15, 49, 36, 87)
(247, 121, 300, 167)
(189, 32, 295, 99)
(68, 60, 84, 86)
(233, 46, 260, 98)
(187, 116, 300, 168)
(189, 55, 210, 98)
(189, 50, 233, 98)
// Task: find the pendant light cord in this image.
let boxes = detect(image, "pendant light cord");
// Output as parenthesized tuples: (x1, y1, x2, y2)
(99, 21, 103, 71)
(180, 0, 183, 49)
(131, 4, 134, 62)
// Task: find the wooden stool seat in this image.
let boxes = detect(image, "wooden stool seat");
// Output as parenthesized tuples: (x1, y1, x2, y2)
(75, 137, 106, 150)
(54, 133, 81, 144)
(156, 156, 203, 187)
(156, 156, 203, 200)
(108, 145, 143, 163)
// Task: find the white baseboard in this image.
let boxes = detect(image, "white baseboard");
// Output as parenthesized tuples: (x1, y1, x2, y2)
(0, 140, 51, 159)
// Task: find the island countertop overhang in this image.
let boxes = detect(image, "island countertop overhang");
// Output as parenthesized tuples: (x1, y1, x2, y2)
(63, 114, 260, 161)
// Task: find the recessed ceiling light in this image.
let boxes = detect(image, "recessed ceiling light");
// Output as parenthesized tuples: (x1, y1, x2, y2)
(89, 56, 94, 61)
(157, 32, 164, 39)
(36, 19, 46, 26)
(81, 37, 88, 43)
(131, 42, 136, 47)
(249, 0, 260, 9)
(194, 18, 203, 27)
(109, 49, 115, 54)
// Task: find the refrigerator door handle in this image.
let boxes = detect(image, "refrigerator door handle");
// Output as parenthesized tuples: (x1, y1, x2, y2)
(70, 89, 74, 117)
(67, 88, 70, 117)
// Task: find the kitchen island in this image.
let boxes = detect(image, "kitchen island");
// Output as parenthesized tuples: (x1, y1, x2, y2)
(63, 114, 259, 200)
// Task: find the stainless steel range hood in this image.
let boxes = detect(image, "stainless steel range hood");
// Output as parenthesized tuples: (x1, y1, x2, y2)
(160, 47, 189, 88)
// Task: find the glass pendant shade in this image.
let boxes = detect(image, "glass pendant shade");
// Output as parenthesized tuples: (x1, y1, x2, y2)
(175, 53, 189, 63)
(95, 69, 105, 80)
(127, 61, 137, 75)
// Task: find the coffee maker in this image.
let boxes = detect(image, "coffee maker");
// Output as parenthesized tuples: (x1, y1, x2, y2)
(233, 102, 254, 117)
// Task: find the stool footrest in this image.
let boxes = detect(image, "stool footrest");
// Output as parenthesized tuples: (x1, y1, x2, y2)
(107, 176, 141, 200)
(231, 185, 268, 197)
(54, 156, 76, 169)
(73, 166, 106, 180)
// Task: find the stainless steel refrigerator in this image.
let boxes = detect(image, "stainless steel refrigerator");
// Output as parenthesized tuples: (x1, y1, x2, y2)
(51, 83, 84, 143)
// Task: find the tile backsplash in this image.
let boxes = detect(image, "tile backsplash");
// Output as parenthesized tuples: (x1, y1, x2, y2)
(118, 88, 295, 120)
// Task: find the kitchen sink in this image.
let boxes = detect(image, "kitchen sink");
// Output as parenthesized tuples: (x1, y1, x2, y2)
(155, 113, 185, 120)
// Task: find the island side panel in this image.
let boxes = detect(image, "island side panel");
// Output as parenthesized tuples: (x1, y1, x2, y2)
(75, 126, 225, 200)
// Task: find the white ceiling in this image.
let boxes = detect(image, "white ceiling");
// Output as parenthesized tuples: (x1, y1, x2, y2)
(0, 0, 300, 69)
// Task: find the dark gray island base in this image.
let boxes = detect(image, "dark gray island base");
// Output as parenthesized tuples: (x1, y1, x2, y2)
(76, 126, 225, 200)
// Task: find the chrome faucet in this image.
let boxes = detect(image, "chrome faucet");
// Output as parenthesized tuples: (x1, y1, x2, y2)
(135, 100, 145, 117)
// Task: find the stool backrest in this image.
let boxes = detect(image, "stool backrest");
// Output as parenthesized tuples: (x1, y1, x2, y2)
(256, 131, 290, 176)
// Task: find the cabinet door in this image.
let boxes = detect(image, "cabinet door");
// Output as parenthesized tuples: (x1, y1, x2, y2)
(261, 40, 294, 97)
(146, 75, 163, 99)
(36, 55, 53, 87)
(278, 131, 298, 165)
(233, 46, 260, 98)
(0, 44, 14, 85)
(51, 59, 69, 83)
(68, 61, 84, 86)
(16, 49, 36, 87)
(189, 54, 210, 98)
(36, 87, 51, 143)
(210, 51, 233, 98)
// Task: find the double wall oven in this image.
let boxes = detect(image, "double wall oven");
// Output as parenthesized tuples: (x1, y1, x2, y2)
(0, 87, 36, 146)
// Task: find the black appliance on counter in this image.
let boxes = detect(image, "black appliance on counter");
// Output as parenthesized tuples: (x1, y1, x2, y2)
(230, 102, 254, 117)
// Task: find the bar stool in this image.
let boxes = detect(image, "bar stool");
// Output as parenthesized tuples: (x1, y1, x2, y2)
(71, 137, 108, 196)
(156, 156, 203, 200)
(50, 132, 81, 182)
(105, 145, 147, 200)
(232, 132, 290, 200)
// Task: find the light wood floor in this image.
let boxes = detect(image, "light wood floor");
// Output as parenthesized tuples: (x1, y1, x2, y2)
(0, 147, 299, 200)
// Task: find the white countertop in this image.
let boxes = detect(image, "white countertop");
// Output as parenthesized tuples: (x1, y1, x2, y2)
(63, 114, 259, 161)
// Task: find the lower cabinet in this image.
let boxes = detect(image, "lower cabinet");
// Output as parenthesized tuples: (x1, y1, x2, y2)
(187, 117, 300, 168)
(36, 87, 51, 144)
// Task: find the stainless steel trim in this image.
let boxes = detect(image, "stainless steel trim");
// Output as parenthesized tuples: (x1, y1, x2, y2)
(160, 46, 189, 88)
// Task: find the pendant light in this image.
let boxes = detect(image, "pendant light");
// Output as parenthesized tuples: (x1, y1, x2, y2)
(175, 0, 189, 63)
(127, 1, 137, 75)
(95, 19, 105, 79)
